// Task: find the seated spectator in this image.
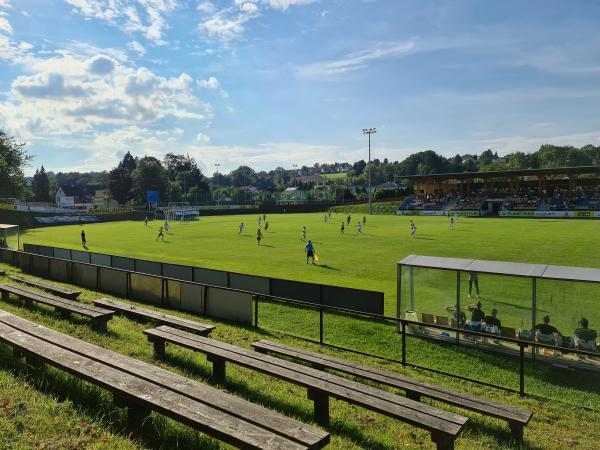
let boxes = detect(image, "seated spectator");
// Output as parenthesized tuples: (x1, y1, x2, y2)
(465, 301, 485, 331)
(484, 308, 501, 334)
(574, 318, 598, 351)
(534, 315, 562, 347)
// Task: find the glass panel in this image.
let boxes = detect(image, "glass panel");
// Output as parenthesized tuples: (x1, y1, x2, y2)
(536, 279, 600, 368)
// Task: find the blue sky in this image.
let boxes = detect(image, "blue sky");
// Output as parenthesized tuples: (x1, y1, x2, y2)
(1, 0, 599, 176)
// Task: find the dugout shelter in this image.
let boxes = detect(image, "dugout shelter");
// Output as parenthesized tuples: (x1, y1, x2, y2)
(0, 224, 19, 250)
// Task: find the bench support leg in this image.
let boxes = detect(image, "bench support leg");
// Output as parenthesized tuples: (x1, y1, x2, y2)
(13, 348, 23, 359)
(24, 298, 33, 308)
(92, 318, 108, 333)
(509, 421, 524, 441)
(59, 309, 71, 319)
(23, 352, 44, 371)
(114, 394, 150, 434)
(307, 389, 329, 427)
(406, 391, 421, 402)
(153, 340, 165, 359)
(431, 432, 454, 450)
(1, 291, 8, 302)
(208, 355, 226, 384)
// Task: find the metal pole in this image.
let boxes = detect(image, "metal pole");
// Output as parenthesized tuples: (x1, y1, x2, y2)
(519, 343, 525, 396)
(456, 270, 461, 345)
(254, 296, 259, 327)
(409, 266, 415, 310)
(401, 321, 407, 366)
(397, 263, 402, 332)
(368, 132, 372, 215)
(531, 277, 537, 359)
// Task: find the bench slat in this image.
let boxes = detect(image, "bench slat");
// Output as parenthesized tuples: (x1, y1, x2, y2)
(145, 326, 467, 437)
(253, 340, 532, 424)
(93, 298, 214, 335)
(0, 285, 113, 319)
(0, 313, 327, 449)
(9, 275, 81, 299)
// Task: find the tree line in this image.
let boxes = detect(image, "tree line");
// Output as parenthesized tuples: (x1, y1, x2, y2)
(2, 127, 600, 205)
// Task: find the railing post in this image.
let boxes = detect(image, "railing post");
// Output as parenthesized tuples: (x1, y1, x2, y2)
(319, 306, 324, 345)
(401, 321, 407, 367)
(519, 343, 525, 397)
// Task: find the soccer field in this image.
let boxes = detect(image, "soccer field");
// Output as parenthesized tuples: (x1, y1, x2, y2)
(22, 213, 600, 333)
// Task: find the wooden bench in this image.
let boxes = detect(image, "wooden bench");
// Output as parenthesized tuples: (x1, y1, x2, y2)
(93, 298, 214, 336)
(145, 325, 468, 450)
(9, 275, 81, 299)
(0, 310, 329, 450)
(0, 284, 114, 332)
(252, 340, 532, 441)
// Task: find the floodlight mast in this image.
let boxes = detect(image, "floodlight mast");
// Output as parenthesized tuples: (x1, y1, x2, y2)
(362, 128, 377, 215)
(214, 163, 221, 206)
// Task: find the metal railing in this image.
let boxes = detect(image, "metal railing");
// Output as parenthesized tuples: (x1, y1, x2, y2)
(253, 294, 600, 398)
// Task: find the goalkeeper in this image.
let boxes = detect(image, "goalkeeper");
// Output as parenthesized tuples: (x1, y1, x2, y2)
(305, 240, 317, 265)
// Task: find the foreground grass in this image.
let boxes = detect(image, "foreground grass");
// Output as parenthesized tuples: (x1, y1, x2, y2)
(0, 264, 599, 449)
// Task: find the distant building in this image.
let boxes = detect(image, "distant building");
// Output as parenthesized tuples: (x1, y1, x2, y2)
(374, 181, 399, 191)
(291, 175, 326, 187)
(55, 185, 99, 207)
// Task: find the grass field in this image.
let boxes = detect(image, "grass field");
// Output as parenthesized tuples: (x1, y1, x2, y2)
(22, 213, 600, 333)
(3, 213, 600, 448)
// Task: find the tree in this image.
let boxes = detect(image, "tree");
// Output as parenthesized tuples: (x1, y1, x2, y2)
(31, 166, 51, 202)
(108, 152, 137, 205)
(132, 156, 169, 203)
(230, 165, 256, 187)
(0, 129, 31, 198)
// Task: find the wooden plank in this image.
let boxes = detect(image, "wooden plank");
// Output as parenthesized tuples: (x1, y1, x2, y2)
(9, 275, 81, 299)
(145, 326, 467, 437)
(93, 298, 214, 335)
(0, 312, 328, 449)
(253, 340, 532, 425)
(0, 322, 315, 450)
(0, 284, 113, 319)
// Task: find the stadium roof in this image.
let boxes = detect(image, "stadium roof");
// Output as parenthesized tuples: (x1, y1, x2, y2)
(0, 224, 18, 230)
(399, 165, 600, 181)
(399, 255, 600, 283)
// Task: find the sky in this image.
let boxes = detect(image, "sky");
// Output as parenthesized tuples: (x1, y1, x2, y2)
(1, 0, 600, 176)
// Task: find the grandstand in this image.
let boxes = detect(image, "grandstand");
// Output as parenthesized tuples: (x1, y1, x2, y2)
(398, 165, 600, 216)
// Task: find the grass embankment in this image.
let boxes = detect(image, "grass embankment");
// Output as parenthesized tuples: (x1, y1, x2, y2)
(0, 264, 599, 449)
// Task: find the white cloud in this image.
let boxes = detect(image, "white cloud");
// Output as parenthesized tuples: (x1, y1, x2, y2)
(298, 41, 418, 77)
(65, 0, 179, 45)
(239, 2, 258, 14)
(477, 130, 600, 156)
(197, 76, 220, 89)
(199, 0, 315, 41)
(200, 12, 253, 41)
(197, 1, 216, 14)
(127, 40, 146, 56)
(0, 49, 210, 140)
(0, 16, 11, 34)
(260, 0, 316, 10)
(196, 132, 210, 143)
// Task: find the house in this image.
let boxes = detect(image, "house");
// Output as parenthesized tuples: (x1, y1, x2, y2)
(55, 185, 96, 207)
(92, 189, 119, 208)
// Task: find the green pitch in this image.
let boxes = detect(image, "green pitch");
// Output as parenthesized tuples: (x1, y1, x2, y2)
(22, 213, 600, 334)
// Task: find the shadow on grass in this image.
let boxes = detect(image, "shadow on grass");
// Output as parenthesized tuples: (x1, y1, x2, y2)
(317, 264, 341, 271)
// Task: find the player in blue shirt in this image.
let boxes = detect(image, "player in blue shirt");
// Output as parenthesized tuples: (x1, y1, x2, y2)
(305, 240, 316, 264)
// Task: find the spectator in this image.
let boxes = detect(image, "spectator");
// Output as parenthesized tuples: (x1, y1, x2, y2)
(574, 318, 598, 351)
(534, 315, 562, 347)
(466, 301, 485, 331)
(484, 308, 501, 334)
